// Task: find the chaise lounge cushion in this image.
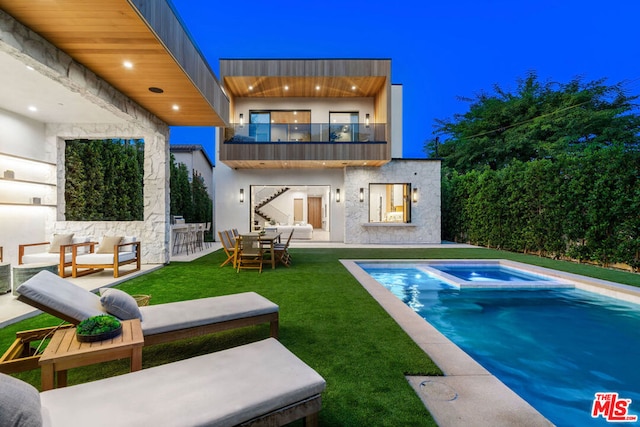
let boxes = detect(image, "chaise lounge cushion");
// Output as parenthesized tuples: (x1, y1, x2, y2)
(17, 271, 105, 321)
(17, 271, 279, 338)
(138, 292, 277, 336)
(39, 338, 326, 427)
(100, 288, 142, 320)
(0, 373, 43, 427)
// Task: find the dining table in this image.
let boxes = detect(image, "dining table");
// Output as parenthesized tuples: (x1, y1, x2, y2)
(250, 232, 281, 269)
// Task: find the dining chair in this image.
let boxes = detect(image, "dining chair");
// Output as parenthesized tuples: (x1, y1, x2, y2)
(274, 230, 294, 267)
(236, 234, 264, 273)
(218, 230, 237, 267)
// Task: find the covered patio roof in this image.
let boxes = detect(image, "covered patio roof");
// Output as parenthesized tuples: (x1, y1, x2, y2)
(0, 0, 228, 126)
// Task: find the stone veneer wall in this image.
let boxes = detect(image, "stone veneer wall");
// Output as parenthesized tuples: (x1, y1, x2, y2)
(1, 9, 170, 264)
(344, 160, 441, 244)
(51, 123, 170, 264)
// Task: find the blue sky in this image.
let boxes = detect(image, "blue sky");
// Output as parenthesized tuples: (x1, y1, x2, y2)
(169, 0, 640, 159)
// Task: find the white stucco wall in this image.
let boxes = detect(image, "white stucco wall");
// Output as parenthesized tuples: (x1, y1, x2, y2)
(391, 85, 403, 158)
(214, 162, 345, 241)
(233, 97, 375, 125)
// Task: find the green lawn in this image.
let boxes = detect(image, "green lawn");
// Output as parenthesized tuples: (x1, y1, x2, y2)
(2, 247, 639, 426)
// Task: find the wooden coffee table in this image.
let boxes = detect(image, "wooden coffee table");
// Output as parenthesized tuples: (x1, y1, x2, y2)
(39, 319, 143, 391)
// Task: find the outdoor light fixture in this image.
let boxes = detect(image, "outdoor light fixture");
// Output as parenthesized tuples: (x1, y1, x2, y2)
(365, 113, 370, 128)
(239, 188, 245, 203)
(359, 188, 364, 202)
(239, 113, 244, 126)
(336, 189, 341, 203)
(412, 188, 418, 203)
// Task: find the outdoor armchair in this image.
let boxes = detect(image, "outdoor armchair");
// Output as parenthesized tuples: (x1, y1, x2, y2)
(71, 236, 140, 278)
(19, 234, 91, 278)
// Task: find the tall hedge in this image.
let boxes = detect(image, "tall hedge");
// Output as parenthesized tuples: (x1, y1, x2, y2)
(169, 154, 213, 225)
(442, 145, 640, 269)
(65, 139, 144, 221)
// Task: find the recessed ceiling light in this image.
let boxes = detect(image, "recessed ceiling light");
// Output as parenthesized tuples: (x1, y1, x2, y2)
(28, 106, 37, 112)
(315, 85, 320, 90)
(172, 104, 180, 111)
(293, 111, 297, 115)
(148, 87, 164, 94)
(248, 85, 253, 90)
(123, 61, 133, 69)
(284, 85, 289, 91)
(351, 85, 356, 90)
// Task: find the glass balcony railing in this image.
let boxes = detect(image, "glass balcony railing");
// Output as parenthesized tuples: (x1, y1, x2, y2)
(224, 123, 386, 143)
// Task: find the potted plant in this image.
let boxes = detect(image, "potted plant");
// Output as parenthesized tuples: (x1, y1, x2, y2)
(76, 315, 122, 342)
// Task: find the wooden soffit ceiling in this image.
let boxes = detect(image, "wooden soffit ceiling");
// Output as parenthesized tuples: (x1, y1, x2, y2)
(220, 59, 390, 98)
(223, 76, 387, 98)
(0, 0, 228, 126)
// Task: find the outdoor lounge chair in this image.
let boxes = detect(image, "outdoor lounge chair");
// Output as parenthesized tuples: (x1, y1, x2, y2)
(19, 234, 92, 278)
(0, 338, 326, 427)
(15, 271, 279, 349)
(71, 236, 141, 278)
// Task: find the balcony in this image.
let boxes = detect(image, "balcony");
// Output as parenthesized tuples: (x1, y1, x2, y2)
(220, 123, 389, 169)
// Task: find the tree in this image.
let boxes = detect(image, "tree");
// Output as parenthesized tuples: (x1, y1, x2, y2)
(427, 72, 640, 173)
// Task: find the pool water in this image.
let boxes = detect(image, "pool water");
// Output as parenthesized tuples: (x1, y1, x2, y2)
(363, 266, 640, 427)
(429, 263, 552, 282)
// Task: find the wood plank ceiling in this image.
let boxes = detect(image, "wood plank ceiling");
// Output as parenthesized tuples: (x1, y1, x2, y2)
(0, 0, 226, 126)
(223, 76, 387, 98)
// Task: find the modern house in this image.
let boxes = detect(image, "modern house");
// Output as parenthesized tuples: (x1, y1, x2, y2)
(0, 0, 440, 269)
(215, 59, 441, 244)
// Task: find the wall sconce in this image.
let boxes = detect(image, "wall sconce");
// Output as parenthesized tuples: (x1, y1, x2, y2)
(336, 189, 340, 203)
(359, 188, 364, 202)
(239, 188, 245, 203)
(239, 113, 244, 126)
(365, 113, 370, 128)
(412, 188, 418, 203)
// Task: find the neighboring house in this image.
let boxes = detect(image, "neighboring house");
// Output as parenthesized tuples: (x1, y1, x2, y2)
(215, 59, 441, 243)
(170, 144, 215, 201)
(170, 144, 215, 227)
(0, 1, 228, 265)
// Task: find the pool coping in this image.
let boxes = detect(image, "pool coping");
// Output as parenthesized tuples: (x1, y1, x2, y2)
(340, 258, 640, 426)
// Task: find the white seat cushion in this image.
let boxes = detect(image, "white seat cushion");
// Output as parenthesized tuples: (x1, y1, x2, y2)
(22, 253, 72, 265)
(74, 251, 136, 265)
(39, 338, 326, 427)
(139, 292, 278, 336)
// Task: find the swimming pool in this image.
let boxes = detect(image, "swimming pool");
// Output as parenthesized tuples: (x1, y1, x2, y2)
(354, 260, 640, 427)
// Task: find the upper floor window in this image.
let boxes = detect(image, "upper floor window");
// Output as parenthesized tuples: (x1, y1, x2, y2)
(368, 183, 412, 223)
(329, 112, 359, 142)
(250, 110, 311, 142)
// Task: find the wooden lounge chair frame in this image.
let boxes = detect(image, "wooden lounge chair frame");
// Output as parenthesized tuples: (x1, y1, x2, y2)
(19, 242, 75, 278)
(15, 292, 279, 348)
